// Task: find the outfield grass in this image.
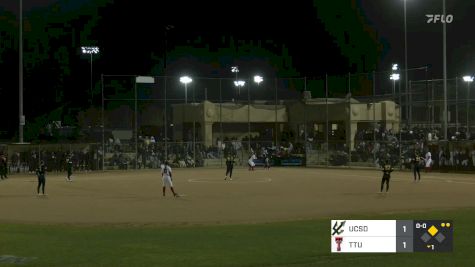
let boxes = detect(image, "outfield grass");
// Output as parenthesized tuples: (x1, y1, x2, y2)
(1, 208, 474, 267)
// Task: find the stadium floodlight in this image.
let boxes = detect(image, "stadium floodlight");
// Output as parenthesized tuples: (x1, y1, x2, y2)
(254, 75, 263, 85)
(231, 66, 240, 94)
(81, 46, 100, 54)
(180, 76, 192, 84)
(463, 76, 474, 82)
(390, 73, 400, 80)
(81, 46, 100, 105)
(392, 64, 399, 71)
(390, 73, 400, 105)
(463, 75, 474, 132)
(180, 76, 193, 103)
(234, 80, 245, 87)
(234, 80, 245, 96)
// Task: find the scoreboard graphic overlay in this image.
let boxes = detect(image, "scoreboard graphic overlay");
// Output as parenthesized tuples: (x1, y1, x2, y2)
(330, 220, 453, 253)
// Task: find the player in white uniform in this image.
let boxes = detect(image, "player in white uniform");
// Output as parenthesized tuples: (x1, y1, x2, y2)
(161, 161, 178, 197)
(248, 153, 256, 171)
(424, 151, 433, 172)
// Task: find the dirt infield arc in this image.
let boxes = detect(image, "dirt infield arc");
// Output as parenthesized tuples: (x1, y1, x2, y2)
(0, 168, 474, 225)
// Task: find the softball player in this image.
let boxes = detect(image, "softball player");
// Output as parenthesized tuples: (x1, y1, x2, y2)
(36, 161, 47, 195)
(380, 161, 393, 193)
(412, 151, 422, 181)
(0, 155, 7, 179)
(66, 157, 73, 181)
(161, 161, 178, 197)
(224, 155, 235, 180)
(424, 151, 433, 172)
(248, 153, 256, 171)
(264, 153, 270, 170)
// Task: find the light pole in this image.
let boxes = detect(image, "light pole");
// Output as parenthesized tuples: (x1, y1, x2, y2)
(234, 80, 247, 151)
(390, 73, 400, 97)
(231, 66, 240, 95)
(442, 0, 448, 140)
(456, 77, 458, 133)
(180, 76, 192, 162)
(81, 46, 99, 105)
(252, 75, 263, 152)
(391, 64, 399, 97)
(403, 0, 408, 126)
(180, 76, 192, 104)
(463, 76, 474, 136)
(390, 70, 401, 168)
(19, 0, 24, 143)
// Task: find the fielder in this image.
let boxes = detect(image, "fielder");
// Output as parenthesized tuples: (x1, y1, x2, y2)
(36, 161, 47, 196)
(424, 151, 433, 172)
(264, 154, 270, 170)
(66, 157, 73, 181)
(161, 161, 178, 197)
(224, 155, 235, 180)
(0, 155, 7, 179)
(380, 161, 393, 193)
(412, 151, 422, 181)
(248, 153, 256, 171)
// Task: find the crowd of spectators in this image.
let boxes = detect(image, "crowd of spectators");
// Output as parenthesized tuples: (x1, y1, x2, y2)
(2, 126, 474, 172)
(349, 126, 475, 169)
(3, 146, 102, 174)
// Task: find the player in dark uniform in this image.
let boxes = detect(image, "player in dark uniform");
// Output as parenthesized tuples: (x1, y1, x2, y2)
(264, 153, 270, 170)
(224, 155, 235, 180)
(0, 155, 7, 179)
(66, 157, 73, 181)
(380, 161, 393, 193)
(36, 161, 47, 196)
(412, 151, 422, 182)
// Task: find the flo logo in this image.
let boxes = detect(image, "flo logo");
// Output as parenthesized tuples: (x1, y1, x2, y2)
(426, 14, 454, 23)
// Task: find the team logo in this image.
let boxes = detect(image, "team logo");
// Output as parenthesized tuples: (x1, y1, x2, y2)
(335, 237, 343, 252)
(332, 220, 346, 236)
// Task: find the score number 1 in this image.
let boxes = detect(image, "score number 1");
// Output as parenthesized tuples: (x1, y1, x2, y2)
(403, 225, 407, 248)
(402, 225, 406, 249)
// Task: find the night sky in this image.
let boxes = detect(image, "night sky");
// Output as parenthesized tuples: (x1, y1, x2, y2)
(0, 0, 474, 139)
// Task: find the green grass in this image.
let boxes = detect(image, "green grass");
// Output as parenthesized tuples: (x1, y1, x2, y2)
(1, 208, 474, 267)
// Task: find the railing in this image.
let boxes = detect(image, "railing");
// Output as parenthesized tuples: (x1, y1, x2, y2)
(2, 139, 475, 173)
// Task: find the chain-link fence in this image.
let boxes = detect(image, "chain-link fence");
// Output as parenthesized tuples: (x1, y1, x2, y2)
(0, 143, 101, 174)
(98, 70, 475, 171)
(4, 69, 475, 174)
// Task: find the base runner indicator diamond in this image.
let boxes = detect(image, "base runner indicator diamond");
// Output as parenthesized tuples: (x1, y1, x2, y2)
(434, 233, 446, 243)
(420, 232, 431, 243)
(428, 225, 439, 236)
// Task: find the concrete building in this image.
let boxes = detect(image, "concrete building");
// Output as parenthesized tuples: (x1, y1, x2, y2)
(171, 98, 400, 149)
